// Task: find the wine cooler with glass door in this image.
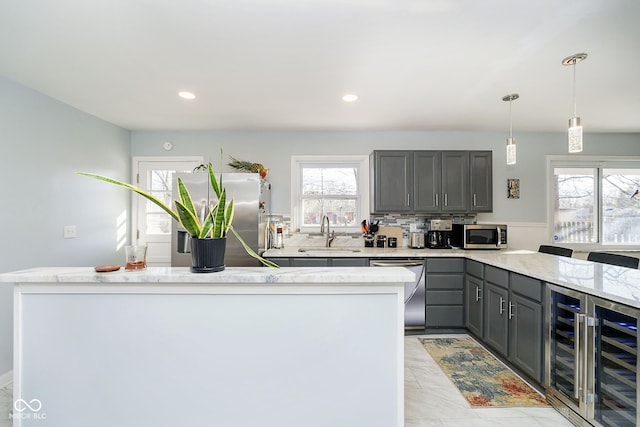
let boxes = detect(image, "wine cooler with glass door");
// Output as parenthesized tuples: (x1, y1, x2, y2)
(546, 284, 638, 427)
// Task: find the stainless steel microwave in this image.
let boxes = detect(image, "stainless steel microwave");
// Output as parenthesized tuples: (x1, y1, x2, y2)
(450, 224, 507, 249)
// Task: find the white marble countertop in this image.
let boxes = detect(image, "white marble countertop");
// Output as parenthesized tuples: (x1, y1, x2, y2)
(0, 266, 414, 285)
(264, 246, 467, 258)
(265, 247, 640, 309)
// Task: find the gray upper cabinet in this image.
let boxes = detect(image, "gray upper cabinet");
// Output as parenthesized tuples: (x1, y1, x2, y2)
(413, 151, 441, 212)
(371, 150, 491, 214)
(469, 151, 493, 212)
(441, 151, 469, 212)
(370, 150, 413, 213)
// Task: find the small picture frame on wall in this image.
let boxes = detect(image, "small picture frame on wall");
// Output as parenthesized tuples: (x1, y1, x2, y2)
(508, 179, 520, 199)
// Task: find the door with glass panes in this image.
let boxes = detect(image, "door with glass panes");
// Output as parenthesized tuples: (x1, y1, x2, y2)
(133, 157, 203, 266)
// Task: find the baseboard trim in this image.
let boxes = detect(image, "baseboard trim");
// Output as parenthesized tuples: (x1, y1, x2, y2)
(0, 370, 12, 387)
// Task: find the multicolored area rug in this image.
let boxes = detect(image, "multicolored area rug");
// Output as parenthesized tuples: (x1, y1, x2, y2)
(420, 337, 548, 407)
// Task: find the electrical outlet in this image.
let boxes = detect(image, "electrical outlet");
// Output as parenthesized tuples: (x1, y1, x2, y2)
(63, 225, 77, 239)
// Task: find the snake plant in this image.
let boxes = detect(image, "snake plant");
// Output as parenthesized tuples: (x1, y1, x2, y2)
(77, 162, 278, 268)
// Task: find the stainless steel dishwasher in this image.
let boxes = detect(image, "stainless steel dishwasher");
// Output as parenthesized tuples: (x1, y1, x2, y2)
(370, 259, 425, 330)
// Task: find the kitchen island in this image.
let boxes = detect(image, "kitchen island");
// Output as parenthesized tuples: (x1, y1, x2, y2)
(1, 266, 413, 427)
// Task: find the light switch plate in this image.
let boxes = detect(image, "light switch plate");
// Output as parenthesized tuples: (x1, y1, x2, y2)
(63, 225, 77, 239)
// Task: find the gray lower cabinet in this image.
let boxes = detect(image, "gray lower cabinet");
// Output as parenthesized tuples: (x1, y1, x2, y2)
(508, 273, 544, 383)
(330, 258, 370, 267)
(266, 257, 369, 267)
(268, 258, 291, 267)
(481, 265, 544, 384)
(484, 280, 510, 356)
(425, 258, 464, 328)
(291, 258, 330, 267)
(464, 260, 484, 338)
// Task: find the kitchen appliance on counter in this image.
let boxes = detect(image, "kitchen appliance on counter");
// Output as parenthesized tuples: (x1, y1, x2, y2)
(427, 219, 452, 249)
(449, 224, 507, 249)
(370, 259, 425, 331)
(409, 232, 425, 249)
(171, 172, 262, 267)
(546, 284, 639, 427)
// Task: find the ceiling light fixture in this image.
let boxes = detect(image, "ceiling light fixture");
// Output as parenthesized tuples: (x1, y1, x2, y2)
(342, 94, 358, 102)
(178, 91, 196, 100)
(562, 53, 588, 153)
(502, 93, 519, 165)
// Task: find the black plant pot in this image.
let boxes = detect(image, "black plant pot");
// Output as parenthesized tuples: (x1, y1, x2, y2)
(190, 237, 226, 273)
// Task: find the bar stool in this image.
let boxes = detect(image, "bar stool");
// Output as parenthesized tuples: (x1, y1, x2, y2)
(587, 252, 639, 269)
(538, 245, 573, 258)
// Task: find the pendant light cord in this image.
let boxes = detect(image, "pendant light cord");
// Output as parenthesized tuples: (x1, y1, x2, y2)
(572, 61, 577, 118)
(509, 99, 513, 138)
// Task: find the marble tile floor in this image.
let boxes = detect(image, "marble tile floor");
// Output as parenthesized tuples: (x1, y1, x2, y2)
(0, 335, 574, 427)
(405, 334, 574, 427)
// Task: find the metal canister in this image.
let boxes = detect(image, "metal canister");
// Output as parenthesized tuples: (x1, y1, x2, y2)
(376, 235, 387, 248)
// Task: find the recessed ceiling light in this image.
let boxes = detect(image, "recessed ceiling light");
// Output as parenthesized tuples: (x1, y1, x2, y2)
(342, 94, 358, 102)
(178, 91, 196, 100)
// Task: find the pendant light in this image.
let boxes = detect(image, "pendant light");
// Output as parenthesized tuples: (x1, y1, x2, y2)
(562, 53, 588, 153)
(502, 93, 519, 165)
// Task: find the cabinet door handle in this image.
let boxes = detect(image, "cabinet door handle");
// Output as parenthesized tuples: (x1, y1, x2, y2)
(407, 193, 410, 206)
(435, 193, 439, 207)
(499, 297, 505, 315)
(574, 313, 583, 400)
(508, 301, 515, 319)
(475, 286, 481, 302)
(444, 193, 448, 206)
(473, 194, 477, 207)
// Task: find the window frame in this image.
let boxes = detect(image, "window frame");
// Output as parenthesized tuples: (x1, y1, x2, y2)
(547, 155, 640, 251)
(291, 155, 369, 233)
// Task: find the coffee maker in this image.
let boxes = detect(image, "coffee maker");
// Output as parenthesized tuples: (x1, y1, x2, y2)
(426, 219, 452, 249)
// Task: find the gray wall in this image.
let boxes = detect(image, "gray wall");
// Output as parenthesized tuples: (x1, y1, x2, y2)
(0, 77, 130, 376)
(131, 130, 640, 222)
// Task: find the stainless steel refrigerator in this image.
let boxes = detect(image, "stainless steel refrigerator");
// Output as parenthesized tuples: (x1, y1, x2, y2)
(171, 172, 262, 267)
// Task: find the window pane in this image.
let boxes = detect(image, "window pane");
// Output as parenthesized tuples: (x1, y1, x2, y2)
(553, 167, 597, 243)
(602, 169, 640, 244)
(301, 198, 357, 227)
(302, 167, 357, 195)
(145, 170, 174, 235)
(146, 212, 171, 234)
(150, 170, 173, 192)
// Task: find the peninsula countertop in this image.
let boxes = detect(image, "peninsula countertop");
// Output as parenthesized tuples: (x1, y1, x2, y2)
(0, 265, 415, 284)
(264, 247, 640, 309)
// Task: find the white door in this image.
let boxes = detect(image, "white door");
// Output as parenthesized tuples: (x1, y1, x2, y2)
(133, 157, 203, 266)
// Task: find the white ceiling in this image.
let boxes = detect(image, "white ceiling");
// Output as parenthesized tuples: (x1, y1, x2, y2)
(1, 0, 639, 133)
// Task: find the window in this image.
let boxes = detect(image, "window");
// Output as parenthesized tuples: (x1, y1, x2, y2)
(292, 156, 369, 232)
(549, 157, 640, 248)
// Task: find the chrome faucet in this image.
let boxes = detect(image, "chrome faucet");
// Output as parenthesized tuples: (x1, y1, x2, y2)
(321, 215, 335, 247)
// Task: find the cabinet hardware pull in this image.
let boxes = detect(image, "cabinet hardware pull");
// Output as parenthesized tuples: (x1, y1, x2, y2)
(473, 194, 477, 206)
(499, 297, 505, 315)
(583, 315, 593, 405)
(407, 193, 410, 206)
(508, 301, 515, 319)
(435, 193, 439, 206)
(574, 313, 583, 400)
(444, 193, 448, 206)
(475, 286, 481, 302)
